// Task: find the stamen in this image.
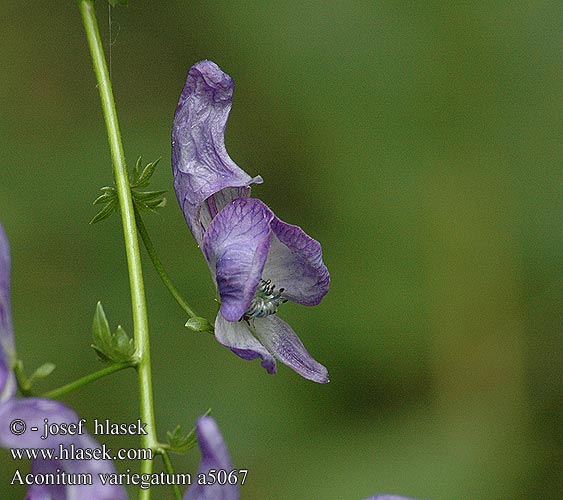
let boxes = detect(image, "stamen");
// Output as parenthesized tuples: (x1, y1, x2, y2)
(243, 279, 287, 320)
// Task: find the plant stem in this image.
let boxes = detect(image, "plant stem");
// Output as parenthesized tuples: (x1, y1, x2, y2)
(134, 206, 198, 319)
(79, 2, 157, 497)
(42, 362, 135, 399)
(158, 448, 183, 500)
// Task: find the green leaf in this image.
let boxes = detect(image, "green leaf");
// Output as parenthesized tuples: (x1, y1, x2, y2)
(91, 302, 136, 364)
(166, 409, 212, 453)
(107, 0, 128, 7)
(132, 191, 167, 212)
(93, 187, 117, 205)
(111, 325, 136, 363)
(130, 157, 162, 188)
(131, 156, 143, 185)
(133, 190, 167, 201)
(131, 158, 161, 189)
(90, 185, 119, 224)
(31, 362, 56, 380)
(90, 202, 118, 224)
(185, 317, 214, 334)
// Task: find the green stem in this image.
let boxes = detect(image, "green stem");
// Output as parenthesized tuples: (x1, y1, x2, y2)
(79, 2, 157, 497)
(134, 207, 198, 319)
(158, 448, 183, 500)
(42, 362, 134, 399)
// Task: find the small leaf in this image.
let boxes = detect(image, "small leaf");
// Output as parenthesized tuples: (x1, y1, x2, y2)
(132, 158, 161, 189)
(130, 157, 162, 189)
(132, 191, 167, 213)
(133, 190, 167, 202)
(166, 408, 212, 453)
(90, 203, 118, 225)
(93, 302, 111, 345)
(91, 303, 136, 364)
(111, 325, 136, 363)
(185, 317, 214, 334)
(93, 189, 117, 205)
(90, 186, 119, 224)
(31, 362, 56, 380)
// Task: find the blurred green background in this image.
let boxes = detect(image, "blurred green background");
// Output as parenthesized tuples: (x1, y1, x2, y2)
(1, 1, 562, 499)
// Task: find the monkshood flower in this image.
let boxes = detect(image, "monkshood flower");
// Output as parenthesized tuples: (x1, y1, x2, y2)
(183, 416, 237, 500)
(0, 223, 127, 500)
(172, 59, 263, 247)
(172, 61, 330, 383)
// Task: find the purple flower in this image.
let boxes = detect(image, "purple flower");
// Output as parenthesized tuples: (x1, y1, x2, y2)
(183, 416, 237, 500)
(172, 61, 330, 383)
(172, 60, 263, 247)
(0, 223, 127, 500)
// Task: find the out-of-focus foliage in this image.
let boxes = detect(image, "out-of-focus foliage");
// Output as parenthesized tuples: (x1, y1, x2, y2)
(0, 1, 561, 499)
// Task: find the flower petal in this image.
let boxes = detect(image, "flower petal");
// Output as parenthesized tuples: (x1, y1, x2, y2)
(253, 315, 329, 383)
(0, 397, 127, 500)
(204, 198, 273, 322)
(0, 223, 16, 402)
(262, 215, 329, 306)
(172, 60, 262, 246)
(183, 416, 238, 500)
(215, 313, 276, 374)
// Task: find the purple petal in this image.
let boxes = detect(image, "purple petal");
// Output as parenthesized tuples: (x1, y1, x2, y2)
(262, 214, 329, 306)
(253, 315, 329, 383)
(183, 416, 238, 500)
(172, 60, 262, 246)
(0, 398, 127, 500)
(0, 223, 16, 402)
(203, 198, 272, 322)
(214, 313, 276, 374)
(24, 458, 66, 499)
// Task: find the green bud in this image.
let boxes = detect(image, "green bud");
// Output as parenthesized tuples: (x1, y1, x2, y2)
(185, 317, 214, 334)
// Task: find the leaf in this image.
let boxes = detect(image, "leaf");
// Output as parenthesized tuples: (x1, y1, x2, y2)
(90, 202, 118, 224)
(31, 363, 56, 380)
(166, 408, 212, 454)
(91, 302, 136, 364)
(107, 0, 128, 7)
(90, 185, 119, 224)
(132, 190, 167, 212)
(131, 158, 161, 189)
(185, 317, 214, 334)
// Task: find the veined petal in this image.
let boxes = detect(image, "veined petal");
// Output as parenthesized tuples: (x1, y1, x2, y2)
(253, 315, 329, 384)
(0, 223, 16, 402)
(0, 398, 127, 500)
(262, 215, 329, 306)
(172, 60, 262, 246)
(215, 313, 276, 374)
(204, 198, 272, 322)
(183, 416, 238, 500)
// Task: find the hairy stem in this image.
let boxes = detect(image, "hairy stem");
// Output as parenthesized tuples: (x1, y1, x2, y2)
(134, 206, 198, 319)
(42, 362, 135, 399)
(79, 2, 157, 497)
